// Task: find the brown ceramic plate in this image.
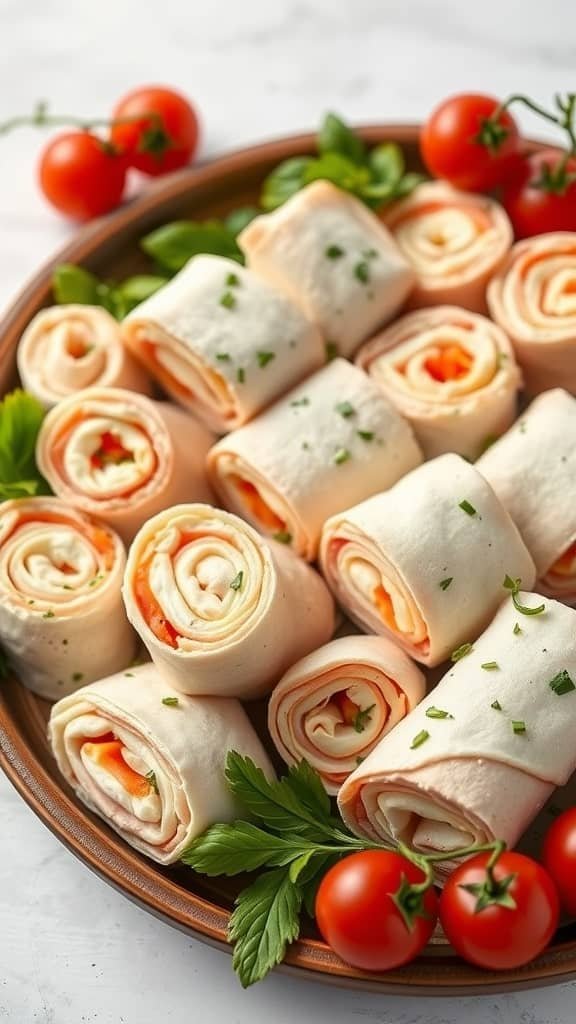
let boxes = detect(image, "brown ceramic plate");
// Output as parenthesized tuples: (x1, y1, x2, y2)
(0, 125, 574, 996)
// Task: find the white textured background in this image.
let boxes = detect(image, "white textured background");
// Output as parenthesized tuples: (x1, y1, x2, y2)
(1, 1, 576, 1021)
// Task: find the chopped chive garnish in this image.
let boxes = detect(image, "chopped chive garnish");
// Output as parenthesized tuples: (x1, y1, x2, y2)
(354, 261, 370, 284)
(451, 642, 473, 662)
(439, 577, 453, 591)
(71, 672, 84, 683)
(237, 367, 245, 384)
(459, 499, 477, 516)
(410, 729, 430, 750)
(481, 661, 499, 671)
(549, 669, 576, 696)
(425, 707, 454, 720)
(333, 448, 351, 465)
(519, 421, 527, 434)
(162, 696, 180, 707)
(355, 755, 365, 766)
(335, 401, 355, 418)
(503, 575, 546, 616)
(226, 272, 240, 287)
(325, 341, 338, 362)
(491, 700, 502, 711)
(220, 291, 236, 310)
(230, 571, 244, 591)
(273, 530, 292, 545)
(357, 430, 374, 442)
(124, 672, 134, 677)
(352, 704, 376, 733)
(146, 770, 159, 794)
(512, 720, 527, 735)
(216, 353, 231, 362)
(325, 244, 344, 260)
(301, 441, 310, 451)
(290, 397, 309, 407)
(257, 350, 275, 368)
(513, 622, 522, 635)
(88, 575, 103, 587)
(42, 610, 55, 619)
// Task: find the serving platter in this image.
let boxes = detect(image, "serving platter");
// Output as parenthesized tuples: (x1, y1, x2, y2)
(1, 123, 575, 996)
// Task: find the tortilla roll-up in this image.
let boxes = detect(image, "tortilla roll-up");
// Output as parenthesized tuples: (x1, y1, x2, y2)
(382, 182, 512, 313)
(478, 389, 576, 604)
(17, 305, 150, 409)
(48, 663, 274, 865)
(0, 498, 136, 699)
(268, 635, 426, 795)
(123, 503, 335, 699)
(121, 255, 324, 432)
(487, 233, 576, 394)
(207, 358, 423, 561)
(238, 181, 415, 358)
(338, 595, 576, 874)
(356, 306, 521, 460)
(319, 453, 535, 667)
(36, 387, 214, 545)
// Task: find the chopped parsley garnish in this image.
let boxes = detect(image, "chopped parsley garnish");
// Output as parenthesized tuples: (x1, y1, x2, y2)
(88, 575, 103, 587)
(216, 353, 231, 362)
(124, 672, 134, 677)
(491, 700, 502, 711)
(273, 530, 292, 545)
(146, 770, 159, 794)
(230, 571, 244, 591)
(352, 704, 376, 733)
(226, 272, 240, 287)
(335, 401, 355, 418)
(512, 720, 527, 735)
(355, 755, 365, 766)
(354, 261, 370, 284)
(325, 244, 344, 260)
(237, 367, 245, 384)
(459, 499, 477, 517)
(325, 341, 338, 362)
(513, 622, 522, 635)
(162, 696, 180, 707)
(71, 672, 84, 683)
(42, 610, 55, 619)
(220, 291, 237, 310)
(290, 397, 310, 407)
(333, 448, 351, 465)
(257, 351, 275, 368)
(451, 642, 473, 662)
(410, 729, 430, 750)
(357, 430, 374, 442)
(549, 669, 576, 696)
(425, 707, 454, 720)
(503, 575, 546, 616)
(439, 577, 453, 591)
(481, 661, 499, 671)
(301, 441, 310, 451)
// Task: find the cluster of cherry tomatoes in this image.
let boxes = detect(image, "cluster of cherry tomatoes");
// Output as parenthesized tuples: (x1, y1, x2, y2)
(38, 86, 200, 220)
(420, 92, 576, 238)
(314, 806, 576, 973)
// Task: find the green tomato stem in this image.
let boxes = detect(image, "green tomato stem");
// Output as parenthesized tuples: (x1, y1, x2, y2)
(0, 101, 162, 137)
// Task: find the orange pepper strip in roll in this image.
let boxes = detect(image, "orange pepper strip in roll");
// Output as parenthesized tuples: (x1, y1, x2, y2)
(82, 739, 152, 798)
(424, 345, 473, 383)
(233, 477, 285, 532)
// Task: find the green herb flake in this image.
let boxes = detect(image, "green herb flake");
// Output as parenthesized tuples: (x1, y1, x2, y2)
(355, 755, 365, 766)
(124, 672, 134, 677)
(290, 397, 310, 408)
(333, 448, 351, 465)
(512, 720, 527, 736)
(503, 575, 546, 617)
(352, 704, 376, 733)
(88, 574, 103, 587)
(335, 401, 355, 419)
(425, 707, 454, 720)
(146, 770, 159, 794)
(230, 571, 244, 591)
(220, 291, 237, 310)
(354, 261, 370, 284)
(162, 696, 180, 707)
(216, 353, 231, 362)
(257, 351, 276, 368)
(363, 248, 378, 260)
(357, 430, 374, 442)
(481, 661, 500, 671)
(549, 669, 576, 696)
(301, 441, 310, 451)
(42, 610, 55, 619)
(71, 672, 84, 683)
(325, 244, 345, 260)
(226, 272, 241, 287)
(325, 341, 338, 362)
(410, 729, 430, 750)
(237, 368, 246, 384)
(273, 530, 292, 545)
(459, 499, 477, 517)
(439, 577, 453, 591)
(491, 700, 502, 711)
(513, 622, 522, 635)
(451, 642, 473, 663)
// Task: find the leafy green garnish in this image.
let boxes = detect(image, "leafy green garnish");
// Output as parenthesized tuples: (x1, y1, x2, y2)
(0, 390, 50, 501)
(318, 112, 366, 164)
(52, 264, 167, 319)
(141, 220, 244, 272)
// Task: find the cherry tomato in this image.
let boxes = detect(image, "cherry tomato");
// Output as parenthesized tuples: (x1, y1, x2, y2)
(542, 808, 576, 915)
(315, 850, 438, 972)
(111, 86, 200, 176)
(420, 93, 521, 192)
(38, 132, 127, 221)
(501, 149, 576, 237)
(439, 851, 559, 970)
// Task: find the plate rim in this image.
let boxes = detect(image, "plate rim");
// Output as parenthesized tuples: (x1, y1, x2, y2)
(0, 124, 572, 996)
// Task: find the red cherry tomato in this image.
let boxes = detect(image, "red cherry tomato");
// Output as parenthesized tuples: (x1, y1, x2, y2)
(315, 850, 438, 972)
(439, 851, 559, 971)
(501, 149, 576, 237)
(542, 808, 576, 916)
(111, 86, 200, 176)
(421, 93, 521, 192)
(38, 132, 127, 221)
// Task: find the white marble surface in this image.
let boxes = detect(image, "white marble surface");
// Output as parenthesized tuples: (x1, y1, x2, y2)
(1, 1, 576, 1021)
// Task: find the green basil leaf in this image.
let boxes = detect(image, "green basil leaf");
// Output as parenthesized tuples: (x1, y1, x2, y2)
(260, 157, 313, 211)
(369, 142, 405, 184)
(114, 275, 168, 315)
(0, 390, 50, 499)
(141, 220, 244, 272)
(229, 868, 303, 988)
(391, 171, 426, 198)
(318, 112, 366, 165)
(225, 206, 260, 237)
(303, 152, 371, 193)
(52, 264, 101, 305)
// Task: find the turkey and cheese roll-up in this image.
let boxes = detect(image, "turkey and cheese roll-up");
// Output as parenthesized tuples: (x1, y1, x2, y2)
(478, 389, 576, 604)
(121, 255, 324, 432)
(0, 498, 136, 699)
(487, 233, 576, 394)
(48, 663, 274, 865)
(17, 305, 150, 409)
(338, 595, 576, 875)
(268, 635, 426, 795)
(36, 387, 214, 545)
(382, 182, 512, 313)
(238, 181, 415, 358)
(207, 358, 423, 561)
(319, 453, 535, 667)
(123, 504, 335, 699)
(356, 306, 520, 459)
